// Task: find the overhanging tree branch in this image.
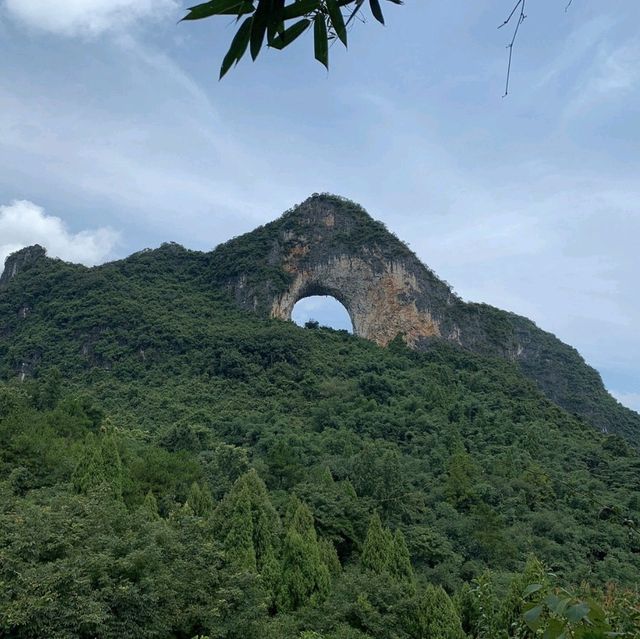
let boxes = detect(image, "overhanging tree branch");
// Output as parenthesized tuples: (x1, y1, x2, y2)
(499, 0, 526, 97)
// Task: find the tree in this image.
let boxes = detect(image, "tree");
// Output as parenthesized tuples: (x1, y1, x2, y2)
(71, 431, 123, 498)
(186, 481, 214, 516)
(407, 584, 465, 639)
(276, 498, 331, 611)
(179, 1, 572, 94)
(390, 529, 414, 583)
(361, 513, 415, 585)
(215, 469, 280, 572)
(181, 0, 403, 78)
(224, 481, 258, 571)
(361, 512, 394, 575)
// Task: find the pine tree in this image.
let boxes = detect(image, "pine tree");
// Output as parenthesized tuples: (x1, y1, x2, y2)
(71, 427, 124, 499)
(244, 469, 279, 570)
(224, 483, 257, 572)
(276, 501, 330, 611)
(361, 513, 394, 575)
(71, 434, 106, 494)
(445, 450, 477, 507)
(186, 481, 213, 517)
(100, 430, 123, 498)
(214, 469, 280, 573)
(319, 537, 341, 576)
(408, 584, 465, 639)
(391, 529, 414, 584)
(260, 543, 281, 611)
(140, 490, 160, 520)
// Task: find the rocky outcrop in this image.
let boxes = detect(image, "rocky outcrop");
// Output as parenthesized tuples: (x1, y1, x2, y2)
(220, 195, 456, 347)
(217, 194, 638, 439)
(0, 245, 47, 289)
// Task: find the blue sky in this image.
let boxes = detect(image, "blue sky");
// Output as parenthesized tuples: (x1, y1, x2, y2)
(0, 1, 638, 411)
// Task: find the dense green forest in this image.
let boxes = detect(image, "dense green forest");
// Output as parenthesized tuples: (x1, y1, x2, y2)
(0, 242, 639, 638)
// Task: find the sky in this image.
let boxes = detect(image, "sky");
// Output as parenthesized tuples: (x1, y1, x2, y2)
(0, 0, 638, 411)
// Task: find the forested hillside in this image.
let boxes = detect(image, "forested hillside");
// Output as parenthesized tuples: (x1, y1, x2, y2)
(0, 240, 639, 638)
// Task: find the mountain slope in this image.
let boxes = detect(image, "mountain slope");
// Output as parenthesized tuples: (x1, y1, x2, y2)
(0, 194, 638, 447)
(197, 194, 640, 441)
(1, 228, 639, 637)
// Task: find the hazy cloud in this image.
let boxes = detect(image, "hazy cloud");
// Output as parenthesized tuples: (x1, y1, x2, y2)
(0, 200, 119, 268)
(566, 41, 640, 115)
(3, 0, 178, 36)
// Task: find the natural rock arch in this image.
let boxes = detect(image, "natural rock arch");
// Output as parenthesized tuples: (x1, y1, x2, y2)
(270, 254, 440, 346)
(223, 195, 450, 347)
(290, 293, 354, 331)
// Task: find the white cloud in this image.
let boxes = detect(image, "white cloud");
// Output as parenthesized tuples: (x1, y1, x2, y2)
(3, 0, 178, 36)
(611, 391, 640, 414)
(565, 41, 640, 115)
(0, 200, 119, 268)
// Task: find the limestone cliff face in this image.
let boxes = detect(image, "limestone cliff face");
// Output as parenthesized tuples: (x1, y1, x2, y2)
(218, 194, 635, 438)
(0, 245, 47, 290)
(223, 195, 454, 347)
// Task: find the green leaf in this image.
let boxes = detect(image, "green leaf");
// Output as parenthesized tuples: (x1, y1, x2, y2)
(369, 0, 384, 24)
(250, 0, 270, 59)
(269, 18, 311, 49)
(182, 0, 254, 21)
(523, 583, 543, 598)
(267, 0, 286, 45)
(543, 618, 566, 639)
(283, 0, 319, 19)
(586, 600, 606, 625)
(546, 594, 571, 617)
(219, 16, 253, 79)
(546, 593, 563, 615)
(326, 0, 347, 46)
(313, 14, 329, 69)
(565, 602, 590, 624)
(345, 0, 364, 26)
(524, 604, 544, 631)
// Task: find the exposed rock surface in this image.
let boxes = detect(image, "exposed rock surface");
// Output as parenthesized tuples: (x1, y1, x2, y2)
(0, 245, 47, 289)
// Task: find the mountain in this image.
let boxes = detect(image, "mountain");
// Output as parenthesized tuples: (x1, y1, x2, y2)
(3, 194, 638, 442)
(0, 194, 639, 638)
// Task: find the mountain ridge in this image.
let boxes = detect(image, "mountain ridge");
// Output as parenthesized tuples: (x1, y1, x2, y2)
(1, 193, 638, 442)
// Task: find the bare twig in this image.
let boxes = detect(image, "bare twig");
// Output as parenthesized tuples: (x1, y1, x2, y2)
(499, 0, 527, 97)
(565, 0, 574, 12)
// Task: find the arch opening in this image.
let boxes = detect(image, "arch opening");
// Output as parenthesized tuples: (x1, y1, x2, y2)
(291, 295, 353, 333)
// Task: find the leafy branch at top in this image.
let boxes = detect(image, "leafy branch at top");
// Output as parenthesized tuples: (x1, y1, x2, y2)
(181, 0, 403, 78)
